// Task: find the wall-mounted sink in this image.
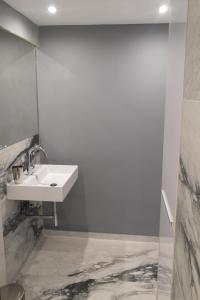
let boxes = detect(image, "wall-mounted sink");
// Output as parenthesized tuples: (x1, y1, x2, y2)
(7, 164, 78, 202)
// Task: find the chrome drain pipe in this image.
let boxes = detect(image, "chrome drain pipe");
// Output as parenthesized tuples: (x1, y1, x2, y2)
(54, 202, 58, 227)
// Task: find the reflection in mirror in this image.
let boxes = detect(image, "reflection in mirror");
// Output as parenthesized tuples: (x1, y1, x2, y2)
(0, 28, 38, 148)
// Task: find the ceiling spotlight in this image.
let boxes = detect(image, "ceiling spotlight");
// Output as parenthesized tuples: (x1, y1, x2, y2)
(159, 5, 169, 14)
(48, 6, 57, 14)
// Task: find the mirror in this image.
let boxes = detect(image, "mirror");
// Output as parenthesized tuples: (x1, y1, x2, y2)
(0, 28, 38, 148)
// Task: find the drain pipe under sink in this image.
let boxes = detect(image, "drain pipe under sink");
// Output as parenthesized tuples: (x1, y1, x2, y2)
(34, 175, 58, 227)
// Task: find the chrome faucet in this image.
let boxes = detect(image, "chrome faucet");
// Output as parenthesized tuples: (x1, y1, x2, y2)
(27, 145, 48, 175)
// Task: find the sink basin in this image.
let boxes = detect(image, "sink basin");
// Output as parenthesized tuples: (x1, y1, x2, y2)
(7, 164, 78, 202)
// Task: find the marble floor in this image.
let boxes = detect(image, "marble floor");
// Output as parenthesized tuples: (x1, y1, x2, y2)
(17, 231, 158, 300)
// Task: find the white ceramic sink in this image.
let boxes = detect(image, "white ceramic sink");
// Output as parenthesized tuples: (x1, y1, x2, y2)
(7, 164, 78, 202)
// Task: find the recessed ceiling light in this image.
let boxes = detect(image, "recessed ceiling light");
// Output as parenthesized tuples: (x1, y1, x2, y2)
(159, 5, 169, 14)
(48, 6, 57, 14)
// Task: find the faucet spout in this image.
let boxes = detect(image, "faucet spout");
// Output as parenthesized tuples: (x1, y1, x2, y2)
(27, 145, 48, 175)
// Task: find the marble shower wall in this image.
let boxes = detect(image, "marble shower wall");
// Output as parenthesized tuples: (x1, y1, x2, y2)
(157, 0, 188, 298)
(0, 136, 42, 285)
(172, 0, 200, 298)
(172, 102, 200, 299)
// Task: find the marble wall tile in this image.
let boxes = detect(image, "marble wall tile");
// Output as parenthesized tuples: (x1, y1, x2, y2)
(180, 100, 200, 188)
(0, 136, 37, 227)
(4, 217, 41, 282)
(173, 182, 200, 299)
(0, 136, 43, 284)
(172, 100, 200, 299)
(171, 0, 200, 297)
(184, 0, 200, 100)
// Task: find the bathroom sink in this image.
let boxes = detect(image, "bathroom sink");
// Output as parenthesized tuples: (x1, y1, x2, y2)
(7, 164, 78, 202)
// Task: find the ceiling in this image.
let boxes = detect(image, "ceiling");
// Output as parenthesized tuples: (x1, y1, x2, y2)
(4, 0, 170, 26)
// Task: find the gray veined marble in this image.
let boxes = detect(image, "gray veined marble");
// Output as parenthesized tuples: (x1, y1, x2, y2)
(0, 135, 42, 283)
(172, 101, 200, 300)
(17, 232, 158, 300)
(3, 209, 43, 238)
(37, 264, 157, 300)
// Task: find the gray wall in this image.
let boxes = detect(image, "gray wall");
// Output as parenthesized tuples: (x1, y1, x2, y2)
(38, 25, 168, 236)
(0, 0, 38, 45)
